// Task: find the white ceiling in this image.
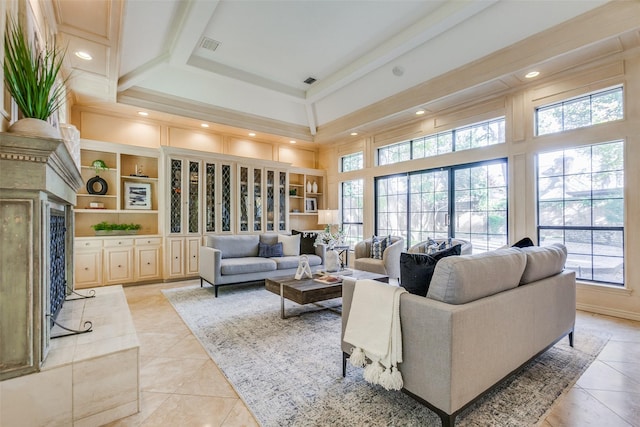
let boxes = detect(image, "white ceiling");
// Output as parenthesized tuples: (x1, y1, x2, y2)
(51, 0, 617, 142)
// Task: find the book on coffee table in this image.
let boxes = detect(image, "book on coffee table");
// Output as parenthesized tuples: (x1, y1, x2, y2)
(313, 274, 343, 284)
(317, 268, 353, 276)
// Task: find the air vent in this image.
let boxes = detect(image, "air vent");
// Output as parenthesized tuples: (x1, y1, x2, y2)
(200, 37, 220, 52)
(304, 77, 317, 85)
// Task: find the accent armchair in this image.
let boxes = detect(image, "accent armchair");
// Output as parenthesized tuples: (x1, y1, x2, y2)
(353, 236, 404, 280)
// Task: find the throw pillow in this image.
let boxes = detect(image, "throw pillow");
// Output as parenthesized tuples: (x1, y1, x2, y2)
(278, 234, 301, 256)
(258, 242, 284, 257)
(370, 235, 391, 259)
(400, 244, 462, 296)
(426, 238, 449, 254)
(292, 229, 318, 255)
(512, 237, 535, 248)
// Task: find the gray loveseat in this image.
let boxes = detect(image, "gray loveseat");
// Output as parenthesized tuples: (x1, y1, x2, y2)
(199, 233, 326, 296)
(342, 244, 575, 426)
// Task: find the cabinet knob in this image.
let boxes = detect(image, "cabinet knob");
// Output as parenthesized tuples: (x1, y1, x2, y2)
(147, 262, 151, 265)
(118, 241, 122, 245)
(118, 265, 122, 268)
(175, 256, 179, 259)
(193, 255, 196, 258)
(84, 267, 89, 270)
(85, 242, 90, 246)
(147, 240, 151, 244)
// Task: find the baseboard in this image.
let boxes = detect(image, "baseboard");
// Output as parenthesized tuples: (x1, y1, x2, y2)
(576, 303, 640, 322)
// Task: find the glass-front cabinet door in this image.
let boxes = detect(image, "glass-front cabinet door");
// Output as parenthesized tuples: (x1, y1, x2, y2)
(168, 157, 201, 235)
(204, 161, 234, 233)
(238, 165, 264, 233)
(265, 169, 288, 232)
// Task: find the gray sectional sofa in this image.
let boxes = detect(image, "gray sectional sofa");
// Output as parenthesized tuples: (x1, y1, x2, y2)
(199, 233, 326, 296)
(342, 244, 575, 427)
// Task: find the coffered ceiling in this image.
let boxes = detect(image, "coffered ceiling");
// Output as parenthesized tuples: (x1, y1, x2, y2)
(48, 0, 637, 143)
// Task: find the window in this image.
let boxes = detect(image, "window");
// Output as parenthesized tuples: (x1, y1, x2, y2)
(537, 140, 624, 285)
(536, 86, 623, 136)
(341, 179, 364, 249)
(375, 159, 508, 252)
(378, 141, 410, 166)
(340, 152, 363, 172)
(377, 117, 505, 165)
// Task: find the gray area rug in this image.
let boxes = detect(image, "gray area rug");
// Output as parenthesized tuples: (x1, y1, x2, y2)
(163, 284, 608, 427)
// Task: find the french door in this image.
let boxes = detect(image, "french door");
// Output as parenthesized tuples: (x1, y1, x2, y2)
(375, 159, 508, 253)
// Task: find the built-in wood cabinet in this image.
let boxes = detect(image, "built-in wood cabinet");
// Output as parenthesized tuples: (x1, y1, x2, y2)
(74, 143, 324, 286)
(289, 168, 325, 231)
(74, 244, 102, 288)
(103, 240, 134, 285)
(74, 236, 162, 288)
(135, 237, 163, 281)
(74, 140, 160, 238)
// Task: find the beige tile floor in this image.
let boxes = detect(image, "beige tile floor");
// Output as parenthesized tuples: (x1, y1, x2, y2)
(106, 280, 640, 427)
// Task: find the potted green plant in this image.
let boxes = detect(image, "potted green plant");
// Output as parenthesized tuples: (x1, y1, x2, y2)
(3, 18, 67, 138)
(91, 221, 142, 236)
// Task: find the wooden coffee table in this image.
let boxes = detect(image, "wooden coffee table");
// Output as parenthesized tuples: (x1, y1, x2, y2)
(265, 269, 388, 319)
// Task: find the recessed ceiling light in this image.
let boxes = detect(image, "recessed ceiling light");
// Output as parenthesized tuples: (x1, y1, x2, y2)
(200, 123, 209, 128)
(74, 51, 92, 61)
(289, 140, 296, 144)
(137, 111, 149, 116)
(350, 132, 358, 136)
(525, 71, 540, 79)
(248, 132, 256, 137)
(416, 110, 425, 115)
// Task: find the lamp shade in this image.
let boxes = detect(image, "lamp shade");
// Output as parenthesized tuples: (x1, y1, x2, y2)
(317, 209, 339, 225)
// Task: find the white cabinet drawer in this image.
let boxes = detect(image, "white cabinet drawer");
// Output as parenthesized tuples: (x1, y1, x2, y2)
(75, 239, 103, 250)
(103, 238, 134, 247)
(135, 237, 162, 246)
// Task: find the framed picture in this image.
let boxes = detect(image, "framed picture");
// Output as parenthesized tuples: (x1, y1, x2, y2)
(305, 198, 317, 212)
(124, 182, 152, 210)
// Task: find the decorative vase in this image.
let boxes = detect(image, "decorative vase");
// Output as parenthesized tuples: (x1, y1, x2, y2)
(86, 176, 108, 195)
(7, 118, 61, 139)
(307, 180, 312, 193)
(325, 249, 340, 272)
(312, 181, 318, 193)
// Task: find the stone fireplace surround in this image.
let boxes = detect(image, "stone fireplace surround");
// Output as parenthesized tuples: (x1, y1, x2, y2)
(0, 133, 140, 425)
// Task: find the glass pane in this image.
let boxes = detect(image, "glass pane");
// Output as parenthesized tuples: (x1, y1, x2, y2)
(565, 253, 593, 281)
(538, 201, 564, 226)
(437, 133, 453, 154)
(536, 104, 563, 135)
(591, 88, 623, 124)
(539, 229, 563, 246)
(564, 200, 592, 226)
(239, 166, 248, 231)
(266, 170, 275, 231)
(221, 164, 232, 232)
(253, 168, 262, 231)
(188, 161, 199, 233)
(564, 174, 590, 199)
(593, 198, 623, 226)
(278, 172, 287, 231)
(563, 97, 591, 130)
(205, 163, 215, 233)
(592, 141, 623, 172)
(170, 159, 182, 233)
(538, 177, 563, 201)
(564, 146, 592, 175)
(456, 127, 472, 151)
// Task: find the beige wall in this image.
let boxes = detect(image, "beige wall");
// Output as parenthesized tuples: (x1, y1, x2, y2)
(70, 106, 319, 169)
(320, 55, 640, 321)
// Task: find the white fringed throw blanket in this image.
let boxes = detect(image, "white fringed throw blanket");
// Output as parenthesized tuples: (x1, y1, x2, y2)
(343, 279, 407, 390)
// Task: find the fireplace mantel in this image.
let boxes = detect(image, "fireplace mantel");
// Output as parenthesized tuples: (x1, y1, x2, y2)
(0, 132, 83, 381)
